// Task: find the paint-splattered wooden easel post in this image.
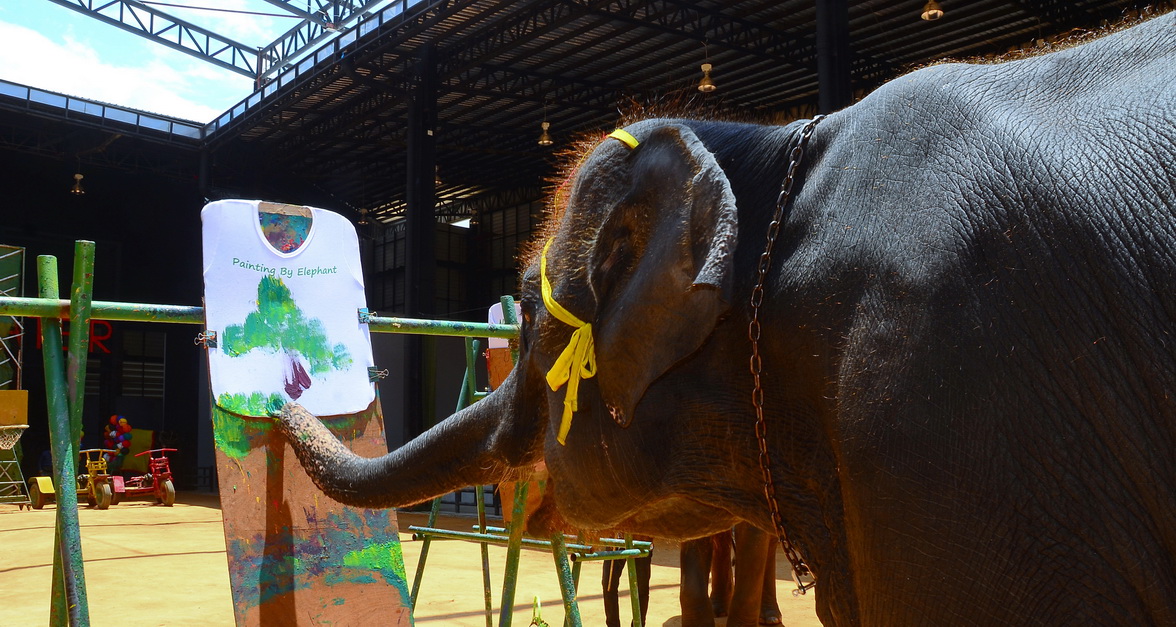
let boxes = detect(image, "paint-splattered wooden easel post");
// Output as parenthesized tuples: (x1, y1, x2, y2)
(209, 401, 410, 625)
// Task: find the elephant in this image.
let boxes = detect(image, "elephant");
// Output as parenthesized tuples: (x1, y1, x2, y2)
(680, 522, 782, 626)
(276, 13, 1176, 625)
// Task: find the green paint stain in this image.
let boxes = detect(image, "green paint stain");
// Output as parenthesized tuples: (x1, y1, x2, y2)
(211, 402, 367, 462)
(333, 598, 345, 606)
(212, 405, 274, 459)
(342, 541, 407, 578)
(218, 391, 286, 416)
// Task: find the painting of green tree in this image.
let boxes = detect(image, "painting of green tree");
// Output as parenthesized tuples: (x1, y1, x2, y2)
(218, 275, 352, 413)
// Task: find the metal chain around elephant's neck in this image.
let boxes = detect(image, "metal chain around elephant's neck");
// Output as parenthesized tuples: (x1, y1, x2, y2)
(748, 114, 824, 595)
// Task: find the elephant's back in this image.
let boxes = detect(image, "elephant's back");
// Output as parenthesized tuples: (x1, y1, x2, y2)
(747, 14, 1176, 625)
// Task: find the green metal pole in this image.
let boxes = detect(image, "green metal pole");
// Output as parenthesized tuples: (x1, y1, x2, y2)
(464, 337, 494, 627)
(477, 484, 493, 627)
(371, 315, 516, 338)
(39, 255, 90, 627)
(497, 295, 526, 627)
(567, 549, 648, 562)
(624, 534, 643, 627)
(464, 528, 651, 551)
(410, 497, 442, 609)
(500, 295, 519, 361)
(566, 534, 582, 627)
(0, 297, 203, 324)
(498, 480, 529, 627)
(550, 532, 581, 627)
(0, 296, 520, 338)
(570, 562, 582, 612)
(463, 338, 480, 403)
(67, 242, 95, 446)
(408, 528, 651, 557)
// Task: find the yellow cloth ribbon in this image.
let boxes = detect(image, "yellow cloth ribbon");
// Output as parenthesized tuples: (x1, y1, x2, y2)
(608, 129, 640, 149)
(541, 238, 596, 445)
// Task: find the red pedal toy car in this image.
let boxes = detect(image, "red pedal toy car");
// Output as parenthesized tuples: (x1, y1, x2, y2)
(111, 448, 177, 506)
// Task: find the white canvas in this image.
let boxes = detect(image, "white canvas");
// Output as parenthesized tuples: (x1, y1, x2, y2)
(201, 199, 375, 416)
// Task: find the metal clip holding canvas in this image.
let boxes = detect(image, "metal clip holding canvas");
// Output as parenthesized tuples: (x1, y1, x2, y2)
(368, 367, 388, 382)
(358, 308, 375, 323)
(194, 330, 217, 348)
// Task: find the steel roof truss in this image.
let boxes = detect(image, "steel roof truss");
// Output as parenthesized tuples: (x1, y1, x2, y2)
(42, 0, 264, 78)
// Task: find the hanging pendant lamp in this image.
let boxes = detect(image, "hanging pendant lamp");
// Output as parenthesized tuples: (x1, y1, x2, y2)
(921, 0, 944, 21)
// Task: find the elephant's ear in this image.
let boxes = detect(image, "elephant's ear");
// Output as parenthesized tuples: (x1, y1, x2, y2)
(588, 124, 738, 425)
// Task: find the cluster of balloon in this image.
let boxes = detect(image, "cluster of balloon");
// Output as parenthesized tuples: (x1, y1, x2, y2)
(103, 415, 133, 463)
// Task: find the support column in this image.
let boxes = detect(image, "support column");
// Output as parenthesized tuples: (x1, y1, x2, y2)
(198, 148, 210, 199)
(815, 0, 852, 113)
(404, 44, 438, 441)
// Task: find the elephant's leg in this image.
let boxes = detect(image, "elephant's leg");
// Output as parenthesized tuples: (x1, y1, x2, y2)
(679, 537, 716, 626)
(726, 523, 772, 627)
(760, 537, 782, 625)
(603, 559, 624, 627)
(710, 530, 734, 617)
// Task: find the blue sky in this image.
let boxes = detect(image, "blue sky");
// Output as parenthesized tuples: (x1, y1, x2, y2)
(0, 1, 345, 123)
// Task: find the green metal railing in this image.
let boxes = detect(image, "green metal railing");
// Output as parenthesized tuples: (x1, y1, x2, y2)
(0, 296, 519, 339)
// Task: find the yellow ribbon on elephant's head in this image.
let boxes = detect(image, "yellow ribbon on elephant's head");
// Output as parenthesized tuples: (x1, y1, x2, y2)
(608, 129, 639, 150)
(540, 238, 596, 445)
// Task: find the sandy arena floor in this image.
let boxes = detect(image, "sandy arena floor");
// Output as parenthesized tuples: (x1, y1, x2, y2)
(0, 492, 820, 626)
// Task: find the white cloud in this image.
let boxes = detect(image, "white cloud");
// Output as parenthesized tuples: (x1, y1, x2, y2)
(154, 0, 292, 46)
(0, 20, 252, 122)
(0, 1, 400, 122)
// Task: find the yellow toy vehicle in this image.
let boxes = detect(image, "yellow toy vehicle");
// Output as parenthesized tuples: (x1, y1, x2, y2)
(28, 448, 118, 510)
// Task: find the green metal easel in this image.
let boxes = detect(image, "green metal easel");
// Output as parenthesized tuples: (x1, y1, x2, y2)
(409, 296, 650, 627)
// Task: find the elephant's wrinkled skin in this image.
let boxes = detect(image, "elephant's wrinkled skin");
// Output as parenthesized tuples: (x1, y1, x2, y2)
(277, 14, 1176, 625)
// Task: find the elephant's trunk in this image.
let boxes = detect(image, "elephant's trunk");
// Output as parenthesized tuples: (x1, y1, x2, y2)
(275, 373, 537, 509)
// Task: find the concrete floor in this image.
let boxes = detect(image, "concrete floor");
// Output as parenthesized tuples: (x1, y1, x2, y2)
(0, 492, 820, 626)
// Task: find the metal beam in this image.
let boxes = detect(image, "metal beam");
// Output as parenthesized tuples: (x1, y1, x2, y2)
(262, 0, 382, 21)
(204, 0, 464, 145)
(1007, 0, 1102, 29)
(402, 43, 438, 442)
(816, 0, 852, 113)
(259, 57, 414, 156)
(43, 0, 265, 78)
(445, 64, 620, 114)
(259, 0, 327, 20)
(583, 0, 817, 70)
(256, 0, 400, 79)
(405, 41, 439, 315)
(45, 0, 411, 83)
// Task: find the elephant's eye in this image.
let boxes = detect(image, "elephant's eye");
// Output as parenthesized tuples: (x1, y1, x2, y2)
(519, 328, 531, 353)
(599, 240, 626, 277)
(518, 306, 533, 352)
(592, 235, 630, 306)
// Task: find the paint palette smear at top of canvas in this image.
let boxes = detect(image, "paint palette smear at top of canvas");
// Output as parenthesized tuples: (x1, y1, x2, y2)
(201, 199, 375, 417)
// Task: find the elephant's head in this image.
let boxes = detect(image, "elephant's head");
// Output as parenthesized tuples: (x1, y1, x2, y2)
(277, 120, 788, 539)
